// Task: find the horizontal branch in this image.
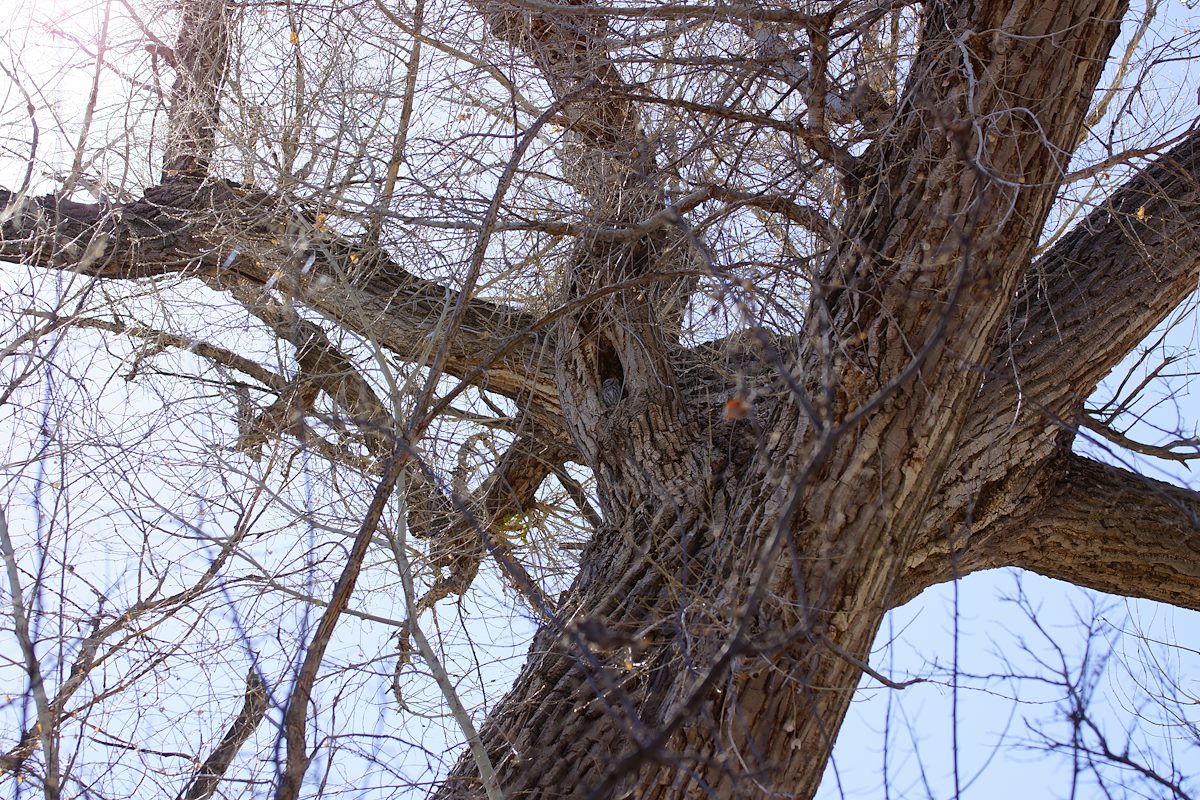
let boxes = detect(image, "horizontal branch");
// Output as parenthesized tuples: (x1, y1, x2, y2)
(1080, 413, 1200, 463)
(0, 180, 564, 437)
(899, 454, 1200, 611)
(701, 185, 833, 234)
(72, 316, 287, 391)
(979, 454, 1200, 610)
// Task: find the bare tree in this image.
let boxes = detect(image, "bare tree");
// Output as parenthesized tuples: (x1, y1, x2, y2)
(1, 0, 1199, 798)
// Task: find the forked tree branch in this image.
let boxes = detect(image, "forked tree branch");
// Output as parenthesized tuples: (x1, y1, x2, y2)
(887, 130, 1200, 605)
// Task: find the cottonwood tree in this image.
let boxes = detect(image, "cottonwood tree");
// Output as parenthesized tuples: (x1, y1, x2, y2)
(1, 0, 1199, 797)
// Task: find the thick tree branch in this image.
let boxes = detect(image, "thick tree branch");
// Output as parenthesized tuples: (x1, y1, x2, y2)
(998, 128, 1200, 419)
(898, 453, 1200, 610)
(774, 0, 1127, 630)
(275, 443, 413, 800)
(406, 433, 568, 615)
(163, 0, 232, 177)
(697, 127, 1200, 421)
(980, 455, 1200, 609)
(176, 669, 269, 800)
(0, 181, 562, 436)
(901, 129, 1200, 606)
(471, 0, 638, 154)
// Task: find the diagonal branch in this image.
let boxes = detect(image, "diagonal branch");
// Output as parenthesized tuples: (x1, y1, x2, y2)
(176, 669, 269, 800)
(897, 130, 1200, 606)
(274, 445, 409, 800)
(402, 433, 568, 628)
(71, 316, 286, 391)
(996, 129, 1200, 420)
(0, 509, 60, 796)
(213, 279, 398, 456)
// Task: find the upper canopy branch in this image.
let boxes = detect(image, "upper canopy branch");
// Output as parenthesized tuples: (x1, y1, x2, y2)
(163, 0, 232, 177)
(809, 0, 1126, 419)
(473, 0, 637, 148)
(470, 0, 657, 216)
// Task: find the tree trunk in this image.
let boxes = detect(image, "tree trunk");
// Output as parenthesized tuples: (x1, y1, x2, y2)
(430, 1, 1132, 797)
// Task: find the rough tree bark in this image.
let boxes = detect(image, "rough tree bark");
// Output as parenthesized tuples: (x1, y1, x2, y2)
(3, 0, 1200, 798)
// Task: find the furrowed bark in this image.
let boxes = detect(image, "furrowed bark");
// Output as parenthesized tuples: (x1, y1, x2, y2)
(8, 0, 1200, 796)
(990, 128, 1200, 424)
(435, 1, 1130, 798)
(719, 4, 1127, 796)
(902, 129, 1200, 603)
(994, 454, 1200, 608)
(899, 454, 1200, 611)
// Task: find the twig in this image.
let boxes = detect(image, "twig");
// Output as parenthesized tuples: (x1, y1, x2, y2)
(387, 483, 504, 800)
(273, 447, 410, 800)
(1081, 414, 1200, 464)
